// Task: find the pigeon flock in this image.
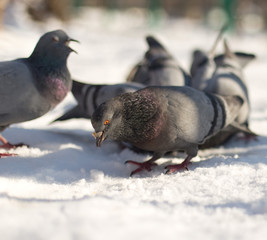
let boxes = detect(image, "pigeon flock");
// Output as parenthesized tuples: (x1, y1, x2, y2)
(0, 28, 257, 176)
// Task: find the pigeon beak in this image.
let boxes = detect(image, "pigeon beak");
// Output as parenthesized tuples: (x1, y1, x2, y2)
(65, 38, 80, 54)
(92, 131, 106, 147)
(69, 38, 80, 43)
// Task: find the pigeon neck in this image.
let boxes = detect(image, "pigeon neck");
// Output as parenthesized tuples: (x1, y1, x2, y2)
(26, 58, 71, 107)
(28, 53, 68, 69)
(120, 90, 164, 144)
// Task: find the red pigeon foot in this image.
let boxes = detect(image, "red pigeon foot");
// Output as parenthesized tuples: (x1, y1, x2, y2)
(0, 142, 29, 149)
(165, 156, 192, 174)
(0, 153, 18, 158)
(125, 160, 157, 176)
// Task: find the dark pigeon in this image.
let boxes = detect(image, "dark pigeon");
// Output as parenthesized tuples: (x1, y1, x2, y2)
(0, 29, 77, 156)
(53, 80, 144, 121)
(91, 86, 243, 176)
(126, 35, 191, 86)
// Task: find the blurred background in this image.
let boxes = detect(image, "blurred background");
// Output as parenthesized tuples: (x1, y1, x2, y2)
(0, 0, 266, 34)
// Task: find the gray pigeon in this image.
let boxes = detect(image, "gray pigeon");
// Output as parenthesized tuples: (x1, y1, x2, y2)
(0, 29, 77, 155)
(91, 86, 243, 176)
(190, 23, 255, 81)
(197, 39, 256, 148)
(126, 35, 191, 86)
(53, 80, 144, 121)
(190, 24, 227, 90)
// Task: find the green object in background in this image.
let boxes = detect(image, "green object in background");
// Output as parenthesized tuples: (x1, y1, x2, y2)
(223, 0, 237, 30)
(148, 0, 162, 27)
(73, 0, 83, 9)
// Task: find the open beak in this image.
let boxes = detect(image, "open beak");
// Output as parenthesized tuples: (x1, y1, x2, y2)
(65, 38, 80, 54)
(92, 131, 106, 147)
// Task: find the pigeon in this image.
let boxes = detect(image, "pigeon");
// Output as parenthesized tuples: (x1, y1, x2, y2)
(197, 39, 257, 148)
(190, 23, 255, 81)
(189, 23, 256, 148)
(126, 35, 191, 86)
(190, 23, 228, 90)
(91, 86, 243, 175)
(0, 29, 77, 156)
(53, 80, 145, 121)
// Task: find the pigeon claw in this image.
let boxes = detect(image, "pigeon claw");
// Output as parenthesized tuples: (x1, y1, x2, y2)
(165, 155, 193, 174)
(0, 153, 18, 158)
(165, 162, 190, 174)
(0, 142, 29, 149)
(125, 160, 157, 176)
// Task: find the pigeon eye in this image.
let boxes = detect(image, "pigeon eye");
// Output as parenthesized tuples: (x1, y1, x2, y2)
(104, 120, 110, 125)
(52, 36, 59, 42)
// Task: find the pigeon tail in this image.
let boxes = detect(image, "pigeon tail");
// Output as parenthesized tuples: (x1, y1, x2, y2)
(71, 80, 88, 103)
(221, 95, 244, 128)
(51, 106, 89, 123)
(146, 36, 165, 50)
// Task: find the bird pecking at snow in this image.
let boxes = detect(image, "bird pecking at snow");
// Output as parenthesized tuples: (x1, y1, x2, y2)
(91, 86, 244, 176)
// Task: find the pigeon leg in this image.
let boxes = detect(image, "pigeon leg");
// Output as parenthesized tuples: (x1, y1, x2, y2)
(0, 134, 29, 149)
(125, 156, 159, 176)
(0, 135, 19, 157)
(165, 155, 193, 174)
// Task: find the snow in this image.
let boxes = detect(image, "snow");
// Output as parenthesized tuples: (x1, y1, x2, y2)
(1, 5, 267, 240)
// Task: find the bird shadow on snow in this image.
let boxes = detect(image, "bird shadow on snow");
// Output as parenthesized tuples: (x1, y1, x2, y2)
(0, 126, 267, 183)
(191, 135, 267, 170)
(0, 191, 94, 203)
(0, 126, 135, 183)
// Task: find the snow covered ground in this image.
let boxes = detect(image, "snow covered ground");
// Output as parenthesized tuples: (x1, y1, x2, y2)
(0, 5, 267, 240)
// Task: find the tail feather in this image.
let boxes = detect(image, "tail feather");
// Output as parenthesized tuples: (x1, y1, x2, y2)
(230, 121, 258, 136)
(51, 106, 90, 123)
(222, 95, 244, 127)
(71, 80, 89, 103)
(146, 36, 165, 50)
(223, 39, 236, 59)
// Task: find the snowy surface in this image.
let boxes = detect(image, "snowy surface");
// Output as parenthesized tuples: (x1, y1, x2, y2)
(0, 6, 267, 240)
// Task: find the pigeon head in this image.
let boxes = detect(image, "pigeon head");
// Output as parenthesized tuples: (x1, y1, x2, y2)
(91, 98, 123, 147)
(29, 29, 79, 65)
(91, 89, 163, 148)
(190, 50, 209, 76)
